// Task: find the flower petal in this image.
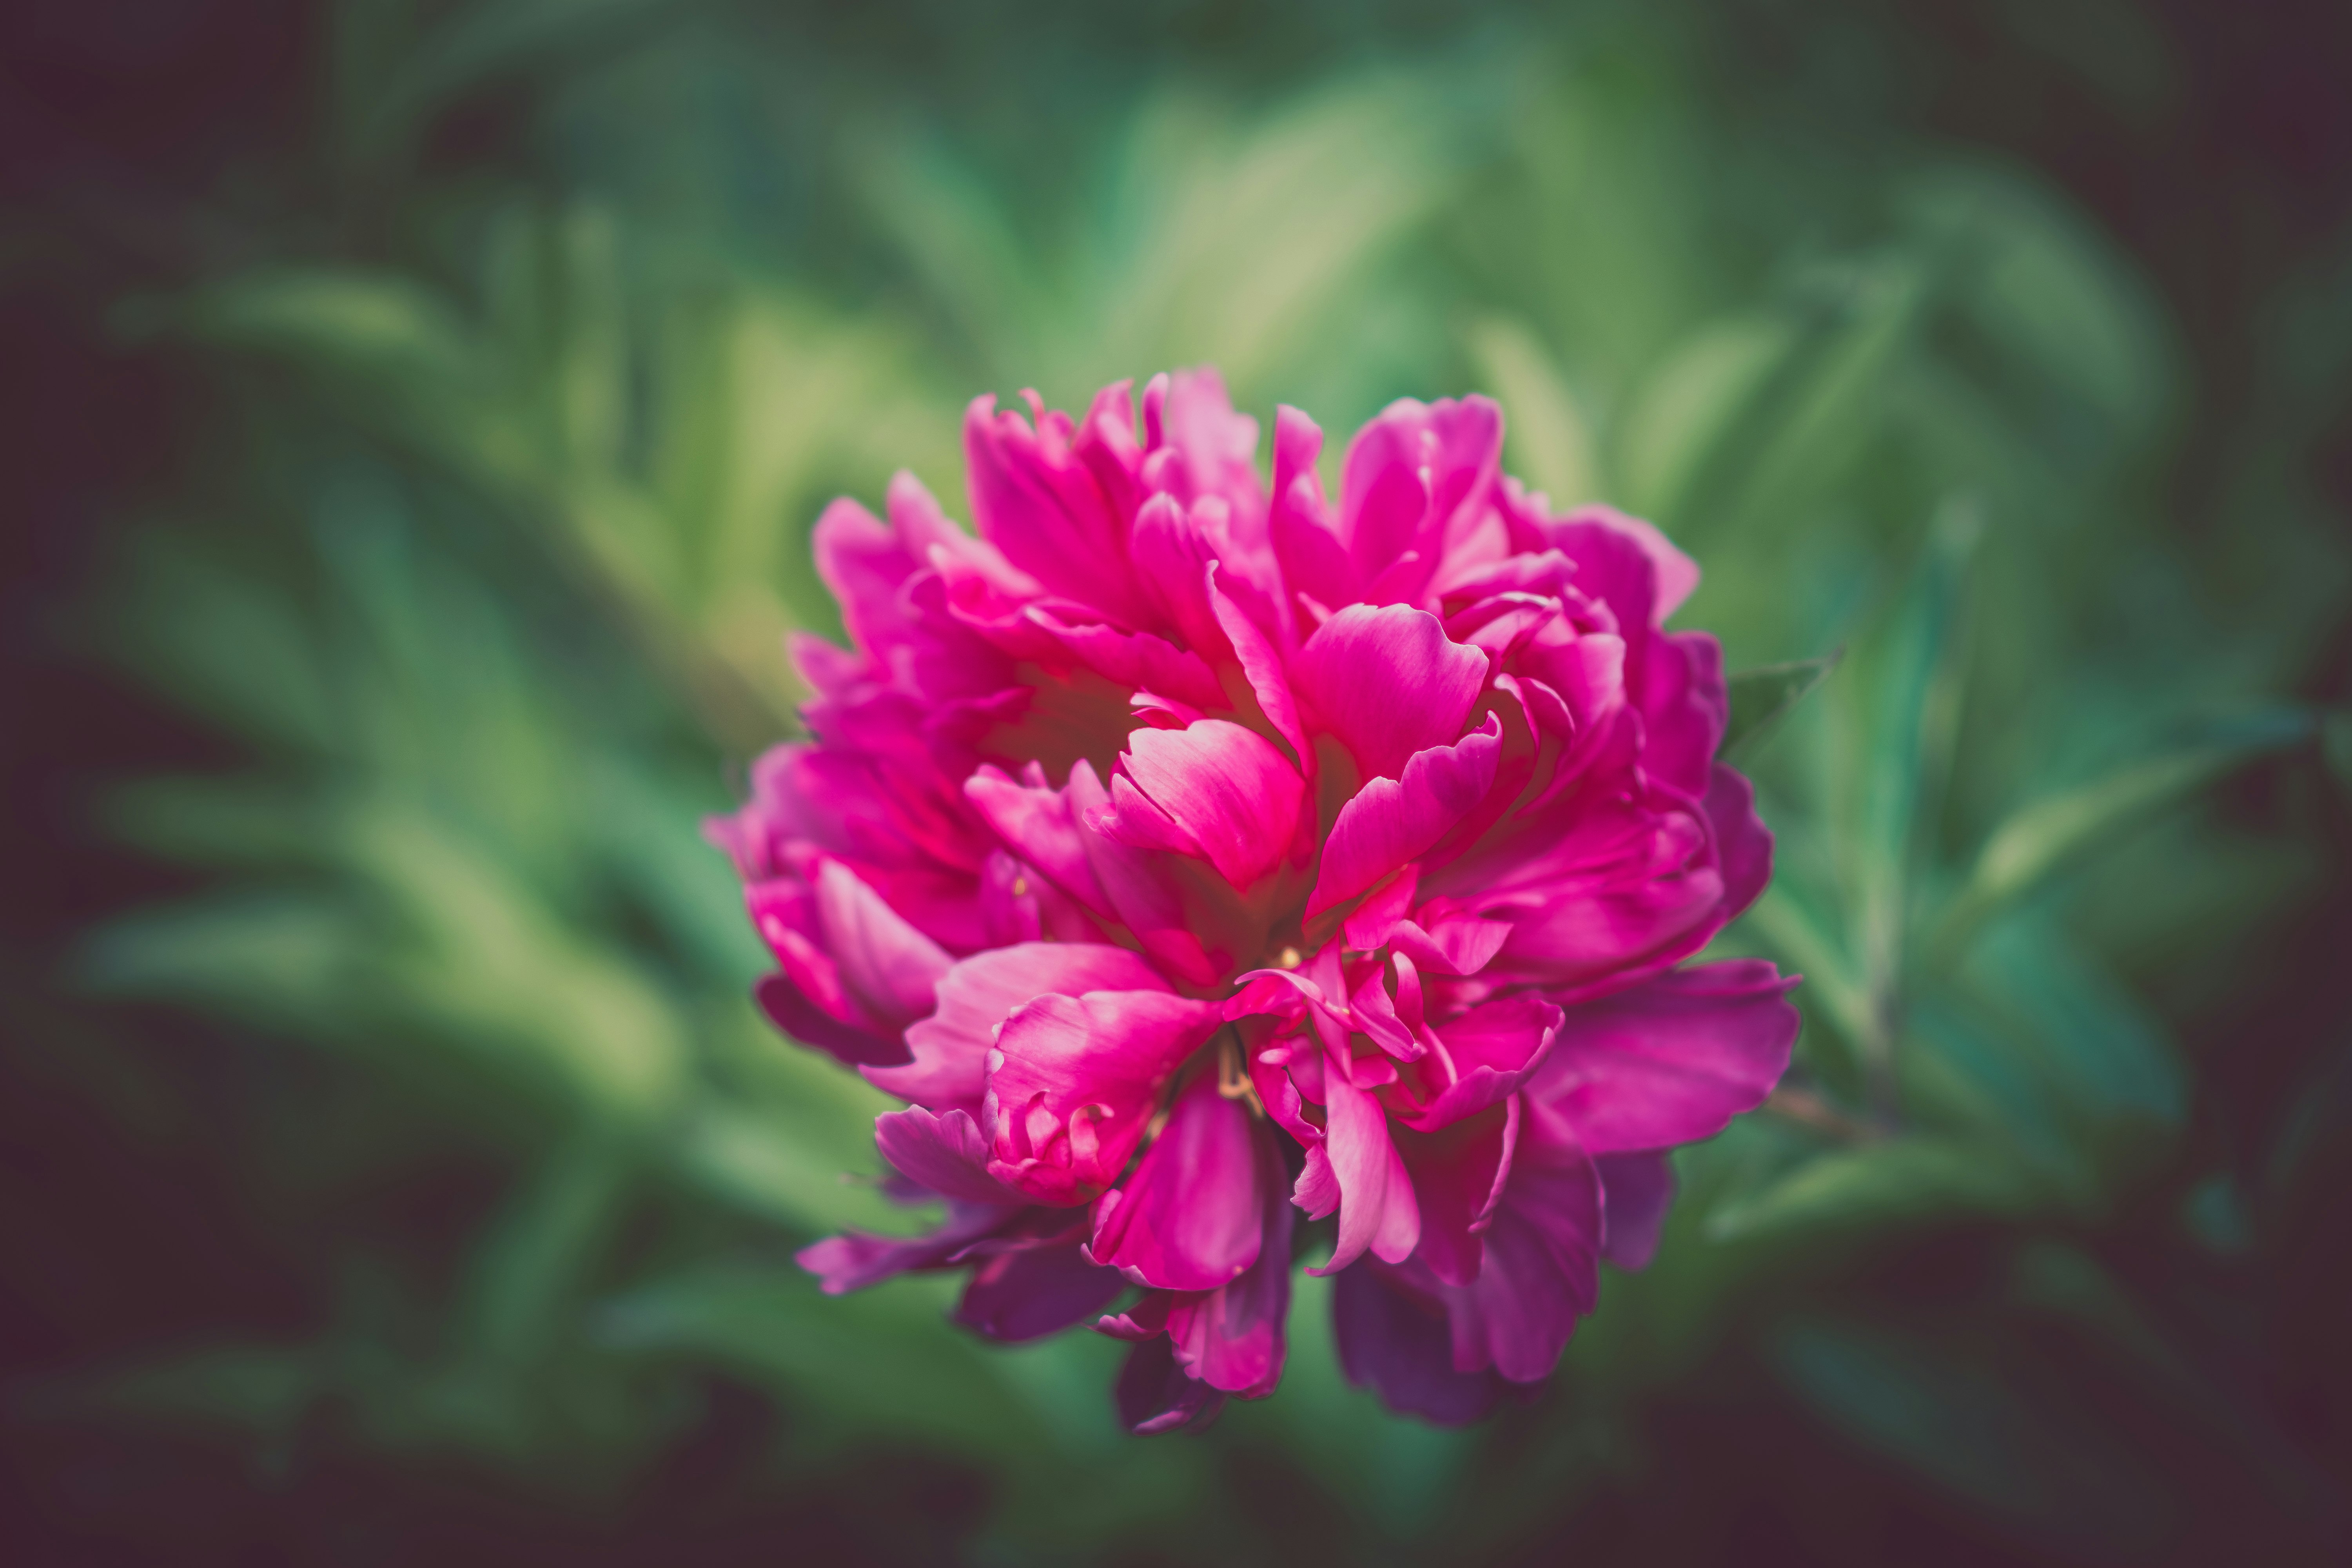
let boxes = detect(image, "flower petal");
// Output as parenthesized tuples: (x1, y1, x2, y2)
(1427, 1097, 1602, 1381)
(1392, 1097, 1517, 1287)
(811, 858, 954, 1030)
(1305, 1057, 1421, 1274)
(873, 1106, 1029, 1205)
(1116, 719, 1307, 889)
(1597, 1150, 1677, 1270)
(1166, 1124, 1296, 1396)
(1091, 1070, 1265, 1291)
(1307, 715, 1502, 921)
(956, 1239, 1127, 1342)
(1115, 1335, 1227, 1435)
(1293, 603, 1490, 781)
(1528, 960, 1799, 1154)
(984, 989, 1223, 1203)
(752, 971, 904, 1068)
(1331, 1263, 1508, 1426)
(868, 941, 1167, 1113)
(796, 1200, 1017, 1296)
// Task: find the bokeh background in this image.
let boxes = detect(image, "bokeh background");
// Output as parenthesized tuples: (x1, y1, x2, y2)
(6, 1, 2352, 1563)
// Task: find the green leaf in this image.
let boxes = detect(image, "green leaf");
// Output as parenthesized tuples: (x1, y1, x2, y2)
(1721, 648, 1842, 763)
(2323, 708, 2352, 806)
(1467, 315, 1599, 506)
(1849, 499, 1981, 985)
(1772, 1318, 2171, 1554)
(454, 1130, 633, 1368)
(1615, 313, 1801, 525)
(1932, 708, 2318, 958)
(1705, 1134, 2035, 1241)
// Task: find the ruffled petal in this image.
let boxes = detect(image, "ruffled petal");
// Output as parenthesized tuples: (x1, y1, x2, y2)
(1114, 719, 1307, 889)
(1307, 715, 1503, 922)
(1091, 1070, 1265, 1291)
(1332, 1263, 1508, 1425)
(1292, 603, 1490, 782)
(868, 941, 1166, 1114)
(984, 989, 1224, 1203)
(1528, 961, 1799, 1154)
(955, 1238, 1127, 1342)
(872, 1107, 1028, 1205)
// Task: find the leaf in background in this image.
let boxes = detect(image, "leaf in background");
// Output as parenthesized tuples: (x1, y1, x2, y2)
(1931, 707, 2318, 958)
(1966, 915, 2186, 1137)
(454, 1129, 634, 1369)
(1721, 649, 1841, 764)
(1705, 1134, 2036, 1242)
(2323, 708, 2352, 806)
(1771, 1318, 2174, 1556)
(1467, 315, 1599, 507)
(1614, 313, 1800, 526)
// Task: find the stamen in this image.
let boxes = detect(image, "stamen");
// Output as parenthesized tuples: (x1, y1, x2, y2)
(1275, 945, 1303, 970)
(1216, 1030, 1265, 1115)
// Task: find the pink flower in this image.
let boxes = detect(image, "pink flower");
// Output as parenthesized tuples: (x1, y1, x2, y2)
(712, 372, 1799, 1430)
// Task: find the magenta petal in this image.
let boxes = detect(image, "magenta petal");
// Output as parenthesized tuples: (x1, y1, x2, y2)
(1565, 505, 1699, 626)
(1332, 1263, 1509, 1426)
(873, 1107, 1028, 1205)
(1432, 1098, 1602, 1382)
(1208, 564, 1309, 764)
(1529, 960, 1799, 1155)
(1596, 1150, 1677, 1270)
(956, 1240, 1127, 1342)
(1704, 762, 1775, 921)
(1092, 1071, 1265, 1290)
(796, 1200, 1016, 1295)
(869, 941, 1167, 1114)
(1292, 603, 1490, 781)
(1552, 507, 1697, 632)
(1118, 720, 1306, 889)
(964, 764, 1113, 918)
(1387, 908, 1514, 977)
(1166, 1124, 1296, 1396)
(964, 392, 1156, 629)
(984, 989, 1224, 1203)
(812, 859, 954, 1031)
(1307, 715, 1503, 921)
(1392, 1098, 1517, 1287)
(1308, 1060, 1421, 1274)
(1637, 631, 1728, 802)
(811, 496, 914, 661)
(1402, 995, 1563, 1130)
(1116, 1335, 1227, 1435)
(753, 973, 906, 1068)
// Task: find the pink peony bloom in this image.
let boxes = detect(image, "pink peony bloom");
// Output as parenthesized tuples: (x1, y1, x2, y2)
(712, 371, 1798, 1430)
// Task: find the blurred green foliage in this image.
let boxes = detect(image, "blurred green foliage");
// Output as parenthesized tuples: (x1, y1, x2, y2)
(8, 0, 2352, 1563)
